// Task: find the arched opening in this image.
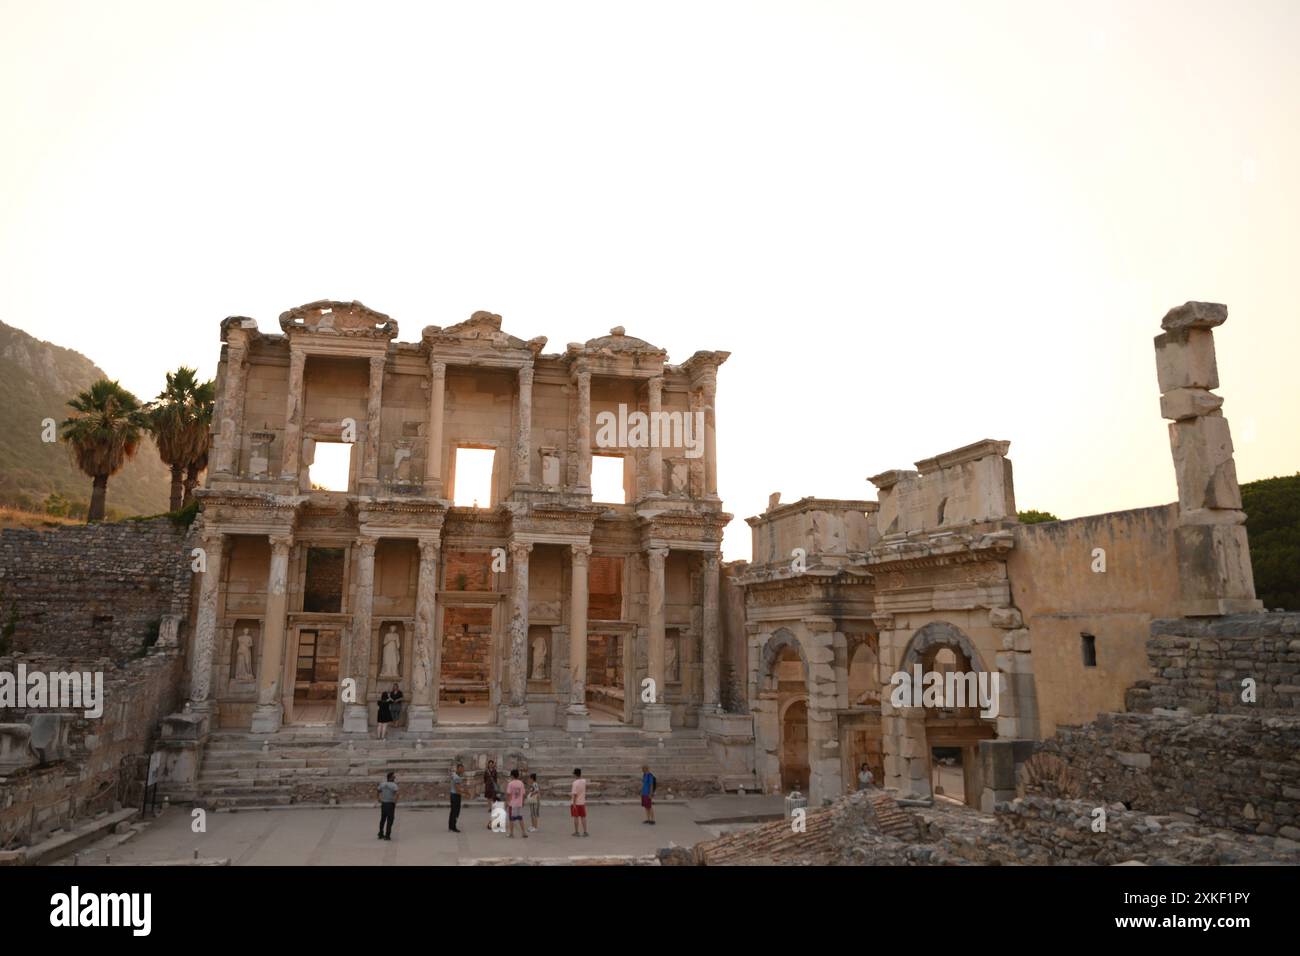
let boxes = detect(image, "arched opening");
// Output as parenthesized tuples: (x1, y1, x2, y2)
(780, 694, 810, 794)
(848, 638, 879, 706)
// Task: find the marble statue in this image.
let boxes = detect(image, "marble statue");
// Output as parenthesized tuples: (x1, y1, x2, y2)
(380, 625, 402, 678)
(235, 627, 255, 681)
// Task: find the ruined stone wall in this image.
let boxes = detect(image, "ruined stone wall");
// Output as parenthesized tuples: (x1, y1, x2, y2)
(0, 518, 194, 660)
(0, 650, 183, 847)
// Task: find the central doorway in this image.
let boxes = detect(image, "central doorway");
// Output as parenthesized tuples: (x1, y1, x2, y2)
(585, 632, 626, 724)
(439, 605, 496, 724)
(291, 627, 340, 725)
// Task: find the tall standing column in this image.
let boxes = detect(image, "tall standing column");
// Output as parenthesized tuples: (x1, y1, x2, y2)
(643, 546, 672, 733)
(251, 534, 293, 733)
(342, 535, 378, 733)
(190, 531, 225, 712)
(566, 543, 592, 733)
(425, 360, 446, 496)
(574, 364, 592, 493)
(515, 365, 534, 490)
(280, 347, 307, 486)
(647, 376, 664, 497)
(215, 335, 249, 477)
(701, 371, 719, 499)
(701, 551, 721, 712)
(362, 354, 385, 488)
(408, 537, 440, 732)
(505, 540, 533, 731)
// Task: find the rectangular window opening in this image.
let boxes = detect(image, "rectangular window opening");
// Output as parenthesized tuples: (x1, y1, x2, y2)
(1081, 633, 1097, 668)
(453, 447, 495, 508)
(592, 454, 625, 504)
(309, 441, 352, 492)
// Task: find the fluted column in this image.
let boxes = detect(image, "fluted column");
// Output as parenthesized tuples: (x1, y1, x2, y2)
(574, 364, 592, 493)
(362, 354, 385, 487)
(515, 365, 534, 490)
(425, 360, 446, 495)
(566, 543, 592, 733)
(280, 347, 307, 486)
(643, 546, 672, 733)
(189, 531, 225, 711)
(251, 533, 293, 733)
(647, 376, 664, 497)
(408, 537, 440, 732)
(342, 535, 378, 733)
(701, 551, 721, 712)
(505, 540, 533, 731)
(215, 337, 248, 477)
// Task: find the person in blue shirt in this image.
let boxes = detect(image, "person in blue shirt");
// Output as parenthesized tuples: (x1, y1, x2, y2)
(640, 765, 657, 825)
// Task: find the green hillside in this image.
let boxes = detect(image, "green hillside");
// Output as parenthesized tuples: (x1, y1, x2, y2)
(0, 320, 173, 518)
(1242, 473, 1300, 611)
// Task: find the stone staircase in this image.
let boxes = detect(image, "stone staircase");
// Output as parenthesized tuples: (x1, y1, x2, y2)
(173, 726, 736, 809)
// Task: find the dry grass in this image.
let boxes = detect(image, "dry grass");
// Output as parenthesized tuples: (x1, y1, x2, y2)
(0, 506, 83, 530)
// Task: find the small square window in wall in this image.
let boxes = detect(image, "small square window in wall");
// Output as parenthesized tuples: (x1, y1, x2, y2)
(1081, 633, 1097, 668)
(591, 455, 625, 504)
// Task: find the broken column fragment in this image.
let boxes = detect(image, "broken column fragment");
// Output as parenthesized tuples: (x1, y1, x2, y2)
(1154, 301, 1263, 616)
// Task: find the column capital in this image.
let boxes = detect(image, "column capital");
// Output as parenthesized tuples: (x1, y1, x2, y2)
(571, 543, 593, 564)
(648, 375, 663, 398)
(518, 364, 534, 385)
(571, 364, 591, 385)
(418, 537, 441, 561)
(269, 532, 294, 554)
(509, 540, 534, 560)
(288, 346, 306, 371)
(428, 358, 447, 377)
(354, 534, 379, 555)
(369, 354, 386, 374)
(646, 546, 669, 568)
(703, 551, 721, 571)
(201, 530, 225, 552)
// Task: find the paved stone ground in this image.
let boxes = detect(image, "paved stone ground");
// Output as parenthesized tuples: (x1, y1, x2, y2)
(57, 795, 786, 866)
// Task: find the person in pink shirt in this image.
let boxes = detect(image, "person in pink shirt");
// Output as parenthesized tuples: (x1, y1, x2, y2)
(570, 767, 588, 838)
(506, 768, 528, 838)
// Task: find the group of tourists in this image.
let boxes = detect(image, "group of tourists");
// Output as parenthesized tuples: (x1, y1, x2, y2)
(376, 761, 660, 842)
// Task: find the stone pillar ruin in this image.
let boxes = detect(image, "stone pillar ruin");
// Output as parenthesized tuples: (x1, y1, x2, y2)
(515, 365, 534, 490)
(505, 541, 533, 731)
(362, 354, 385, 487)
(215, 329, 249, 477)
(701, 551, 722, 712)
(425, 360, 446, 496)
(251, 533, 293, 733)
(1154, 301, 1264, 616)
(647, 376, 664, 496)
(342, 535, 378, 733)
(566, 543, 592, 733)
(700, 371, 719, 499)
(189, 530, 225, 711)
(407, 537, 440, 732)
(643, 546, 672, 734)
(574, 364, 592, 494)
(280, 346, 307, 484)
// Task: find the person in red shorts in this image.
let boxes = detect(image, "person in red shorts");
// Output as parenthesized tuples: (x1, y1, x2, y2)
(640, 764, 657, 825)
(570, 767, 588, 837)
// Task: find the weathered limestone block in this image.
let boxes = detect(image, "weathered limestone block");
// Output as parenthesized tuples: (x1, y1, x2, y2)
(988, 606, 1023, 629)
(1154, 327, 1219, 392)
(1162, 300, 1227, 333)
(1169, 413, 1241, 511)
(1160, 387, 1224, 421)
(1175, 523, 1263, 615)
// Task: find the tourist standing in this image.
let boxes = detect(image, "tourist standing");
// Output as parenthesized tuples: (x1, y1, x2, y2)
(377, 690, 393, 740)
(640, 764, 657, 825)
(449, 762, 464, 833)
(377, 771, 397, 841)
(570, 767, 588, 838)
(527, 773, 541, 832)
(389, 682, 403, 727)
(483, 760, 500, 830)
(506, 769, 529, 838)
(858, 763, 875, 790)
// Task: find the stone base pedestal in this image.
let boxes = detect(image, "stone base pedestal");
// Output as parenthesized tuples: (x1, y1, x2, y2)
(406, 705, 435, 733)
(342, 704, 370, 734)
(641, 704, 672, 734)
(250, 703, 284, 734)
(502, 706, 530, 732)
(565, 705, 591, 734)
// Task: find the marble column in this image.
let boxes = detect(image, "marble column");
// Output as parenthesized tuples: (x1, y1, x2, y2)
(408, 537, 440, 732)
(425, 360, 446, 496)
(505, 540, 533, 731)
(251, 533, 293, 733)
(280, 347, 307, 486)
(701, 371, 719, 499)
(574, 364, 592, 493)
(701, 551, 721, 712)
(566, 543, 592, 733)
(215, 337, 248, 477)
(647, 376, 664, 497)
(342, 535, 378, 734)
(515, 365, 534, 490)
(643, 546, 672, 733)
(362, 354, 385, 487)
(189, 531, 225, 711)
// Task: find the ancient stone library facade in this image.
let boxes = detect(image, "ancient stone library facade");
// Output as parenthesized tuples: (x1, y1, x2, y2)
(1, 298, 1292, 852)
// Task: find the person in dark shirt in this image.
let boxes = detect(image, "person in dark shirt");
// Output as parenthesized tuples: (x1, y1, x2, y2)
(377, 771, 398, 840)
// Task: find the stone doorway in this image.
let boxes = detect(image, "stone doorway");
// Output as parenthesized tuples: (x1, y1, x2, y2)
(585, 632, 626, 724)
(780, 697, 810, 793)
(290, 627, 340, 725)
(439, 604, 496, 724)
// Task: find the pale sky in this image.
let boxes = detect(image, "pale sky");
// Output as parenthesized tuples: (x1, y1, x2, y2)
(2, 0, 1296, 560)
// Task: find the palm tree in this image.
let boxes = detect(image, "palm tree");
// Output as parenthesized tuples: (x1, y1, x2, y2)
(61, 379, 148, 522)
(181, 377, 215, 507)
(147, 367, 203, 512)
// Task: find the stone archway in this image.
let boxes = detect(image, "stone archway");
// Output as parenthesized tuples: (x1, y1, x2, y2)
(779, 695, 810, 793)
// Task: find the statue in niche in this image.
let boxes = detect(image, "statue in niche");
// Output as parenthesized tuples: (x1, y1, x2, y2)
(531, 635, 548, 679)
(234, 627, 256, 681)
(666, 637, 680, 683)
(380, 625, 402, 679)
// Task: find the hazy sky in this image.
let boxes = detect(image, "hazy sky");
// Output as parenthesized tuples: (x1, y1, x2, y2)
(2, 0, 1296, 559)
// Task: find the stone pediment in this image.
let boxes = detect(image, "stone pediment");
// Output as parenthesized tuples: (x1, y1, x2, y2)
(577, 326, 667, 358)
(422, 311, 546, 359)
(278, 300, 398, 340)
